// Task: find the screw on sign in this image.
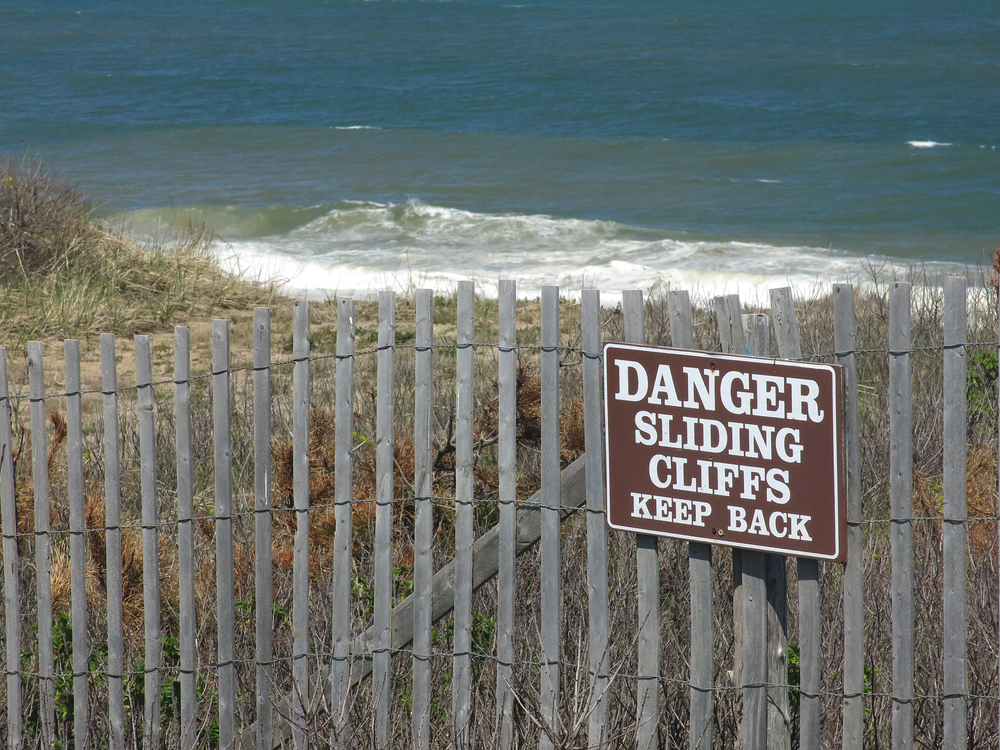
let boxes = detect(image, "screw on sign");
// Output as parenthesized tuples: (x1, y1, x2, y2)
(603, 343, 846, 561)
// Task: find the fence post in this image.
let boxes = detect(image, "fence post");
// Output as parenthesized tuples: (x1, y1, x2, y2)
(834, 285, 863, 750)
(770, 288, 818, 750)
(623, 290, 659, 750)
(373, 292, 395, 748)
(253, 310, 274, 750)
(136, 335, 162, 748)
(175, 326, 198, 750)
(65, 339, 89, 749)
(292, 302, 311, 749)
(28, 342, 55, 748)
(453, 281, 475, 750)
(331, 299, 356, 748)
(212, 321, 235, 749)
(540, 286, 562, 749)
(582, 289, 610, 749)
(740, 314, 770, 750)
(889, 282, 914, 750)
(101, 334, 125, 750)
(0, 349, 21, 750)
(413, 289, 435, 750)
(942, 277, 968, 750)
(716, 296, 747, 696)
(670, 290, 713, 750)
(496, 281, 517, 750)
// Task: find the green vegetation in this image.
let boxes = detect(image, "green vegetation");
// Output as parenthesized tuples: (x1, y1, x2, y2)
(0, 157, 278, 347)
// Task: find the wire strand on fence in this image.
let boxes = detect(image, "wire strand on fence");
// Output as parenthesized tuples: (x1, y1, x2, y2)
(13, 643, 1000, 705)
(5, 501, 1000, 542)
(3, 339, 1000, 404)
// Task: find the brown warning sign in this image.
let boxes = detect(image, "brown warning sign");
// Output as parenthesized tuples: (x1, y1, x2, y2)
(604, 343, 846, 561)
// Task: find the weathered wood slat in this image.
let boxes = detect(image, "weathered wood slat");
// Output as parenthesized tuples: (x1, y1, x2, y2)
(252, 311, 274, 750)
(715, 295, 741, 354)
(453, 281, 475, 749)
(716, 294, 747, 355)
(540, 286, 561, 749)
(496, 280, 517, 750)
(292, 302, 311, 750)
(374, 292, 395, 748)
(669, 289, 713, 750)
(28, 342, 55, 748)
(101, 334, 125, 750)
(136, 335, 162, 746)
(741, 314, 771, 750)
(175, 326, 198, 750)
(889, 282, 914, 750)
(212, 321, 235, 749)
(65, 339, 89, 748)
(741, 550, 768, 750)
(719, 295, 751, 699)
(0, 349, 21, 750)
(413, 289, 434, 750)
(668, 290, 695, 352)
(582, 289, 609, 750)
(716, 301, 743, 694)
(942, 277, 968, 750)
(331, 299, 355, 748)
(770, 288, 809, 750)
(624, 290, 659, 750)
(833, 284, 863, 750)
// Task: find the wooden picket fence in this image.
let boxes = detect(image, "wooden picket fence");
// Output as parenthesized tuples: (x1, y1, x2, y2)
(0, 278, 997, 749)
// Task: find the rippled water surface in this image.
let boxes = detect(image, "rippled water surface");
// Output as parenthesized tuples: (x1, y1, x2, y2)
(2, 0, 997, 297)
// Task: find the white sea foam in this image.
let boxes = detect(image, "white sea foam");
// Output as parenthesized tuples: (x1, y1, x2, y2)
(907, 140, 952, 148)
(201, 200, 971, 306)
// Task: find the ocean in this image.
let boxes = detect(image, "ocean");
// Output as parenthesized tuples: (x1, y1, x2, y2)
(2, 0, 998, 302)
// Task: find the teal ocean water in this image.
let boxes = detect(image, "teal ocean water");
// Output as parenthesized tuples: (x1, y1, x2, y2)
(2, 1, 998, 300)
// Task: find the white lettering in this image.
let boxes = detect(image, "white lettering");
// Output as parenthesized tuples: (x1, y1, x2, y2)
(649, 455, 672, 489)
(682, 416, 699, 450)
(693, 501, 712, 527)
(631, 492, 652, 519)
(766, 468, 790, 504)
(788, 513, 812, 540)
(647, 365, 683, 406)
(786, 377, 825, 422)
(740, 465, 765, 500)
(748, 508, 769, 535)
(673, 457, 697, 492)
(700, 418, 728, 453)
(728, 422, 746, 457)
(615, 360, 648, 401)
(634, 411, 658, 445)
(768, 512, 788, 538)
(654, 495, 672, 522)
(776, 427, 803, 463)
(744, 424, 775, 460)
(720, 371, 752, 415)
(697, 460, 713, 493)
(751, 374, 785, 418)
(683, 367, 719, 411)
(657, 414, 683, 448)
(714, 462, 739, 497)
(728, 505, 747, 532)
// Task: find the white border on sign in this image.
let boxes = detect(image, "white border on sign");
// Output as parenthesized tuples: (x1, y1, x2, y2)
(602, 343, 843, 561)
